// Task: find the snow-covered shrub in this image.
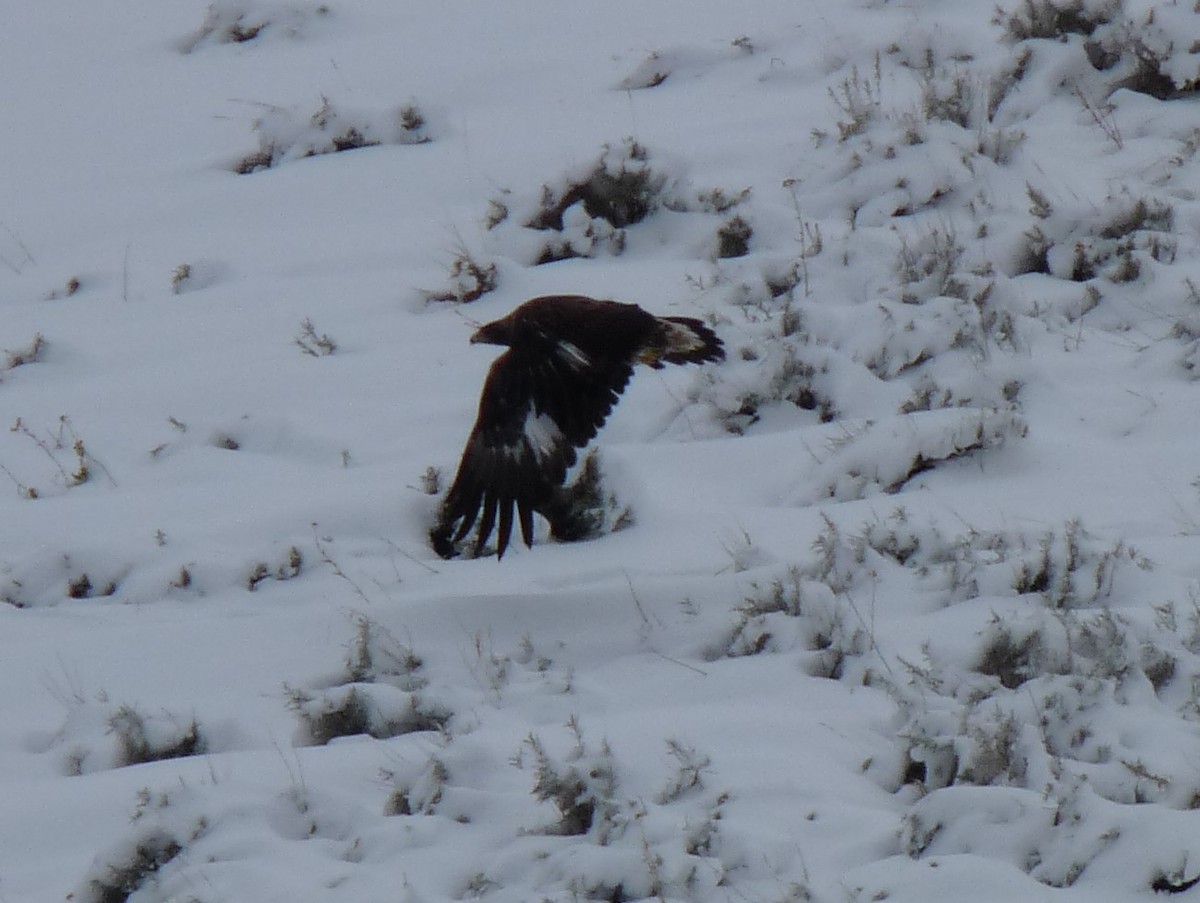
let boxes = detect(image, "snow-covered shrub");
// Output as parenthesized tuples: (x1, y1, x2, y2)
(41, 275, 81, 300)
(695, 45, 1040, 434)
(179, 0, 331, 52)
(828, 57, 884, 142)
(802, 409, 1027, 503)
(1013, 192, 1174, 285)
(896, 591, 1200, 883)
(1008, 519, 1150, 609)
(73, 782, 218, 903)
(715, 214, 752, 258)
(293, 317, 336, 356)
(515, 139, 663, 264)
(710, 273, 1023, 432)
(616, 37, 758, 91)
(711, 512, 1153, 678)
(167, 259, 227, 295)
(108, 705, 205, 768)
(342, 614, 425, 688)
(234, 95, 429, 174)
(693, 0, 1193, 452)
(717, 513, 1163, 816)
(715, 343, 837, 432)
(485, 139, 753, 267)
(37, 695, 207, 775)
(1081, 4, 1200, 99)
(286, 616, 446, 744)
(752, 507, 1196, 889)
(975, 614, 1070, 689)
(524, 729, 619, 838)
(77, 829, 187, 903)
(66, 572, 114, 599)
(287, 682, 449, 744)
(1, 549, 133, 606)
(1173, 279, 1200, 376)
(526, 140, 660, 232)
(2, 332, 44, 373)
(246, 544, 302, 591)
(713, 563, 855, 675)
(540, 449, 633, 545)
(384, 754, 449, 816)
(895, 224, 964, 303)
(467, 722, 738, 900)
(655, 738, 712, 805)
(997, 0, 1200, 99)
(2, 415, 97, 500)
(461, 630, 571, 702)
(996, 0, 1119, 41)
(423, 247, 499, 304)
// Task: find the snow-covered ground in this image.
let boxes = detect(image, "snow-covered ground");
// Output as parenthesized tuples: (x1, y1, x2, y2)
(4, 1, 1200, 900)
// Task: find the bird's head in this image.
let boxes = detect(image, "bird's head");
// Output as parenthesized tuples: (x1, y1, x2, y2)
(469, 315, 515, 347)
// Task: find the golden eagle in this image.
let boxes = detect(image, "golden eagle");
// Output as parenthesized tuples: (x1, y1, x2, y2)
(431, 295, 723, 559)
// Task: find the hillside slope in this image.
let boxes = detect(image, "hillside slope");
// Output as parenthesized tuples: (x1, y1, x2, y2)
(3, 1, 1200, 901)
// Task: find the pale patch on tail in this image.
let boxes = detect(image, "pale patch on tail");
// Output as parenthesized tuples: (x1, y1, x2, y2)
(663, 320, 708, 355)
(656, 316, 724, 366)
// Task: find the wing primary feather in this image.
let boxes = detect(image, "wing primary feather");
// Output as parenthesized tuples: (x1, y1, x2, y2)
(497, 497, 515, 559)
(450, 483, 483, 541)
(518, 498, 535, 548)
(475, 491, 499, 557)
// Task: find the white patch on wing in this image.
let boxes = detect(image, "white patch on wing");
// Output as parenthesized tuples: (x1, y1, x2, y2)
(521, 405, 562, 463)
(555, 340, 591, 370)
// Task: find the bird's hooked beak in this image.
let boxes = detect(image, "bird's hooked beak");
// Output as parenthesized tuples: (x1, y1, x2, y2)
(469, 318, 508, 346)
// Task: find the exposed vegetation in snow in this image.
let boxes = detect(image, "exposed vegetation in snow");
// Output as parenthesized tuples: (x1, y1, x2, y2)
(3, 0, 1200, 901)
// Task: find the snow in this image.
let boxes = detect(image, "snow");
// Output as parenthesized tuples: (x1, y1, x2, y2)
(4, 0, 1200, 900)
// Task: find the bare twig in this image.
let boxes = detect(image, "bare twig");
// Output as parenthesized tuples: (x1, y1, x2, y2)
(0, 221, 35, 273)
(312, 523, 376, 603)
(1074, 86, 1122, 150)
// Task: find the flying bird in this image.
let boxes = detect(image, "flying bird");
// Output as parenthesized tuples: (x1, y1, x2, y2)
(430, 295, 724, 559)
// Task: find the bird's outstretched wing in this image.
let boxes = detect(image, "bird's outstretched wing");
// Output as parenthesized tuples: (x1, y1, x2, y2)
(432, 341, 634, 559)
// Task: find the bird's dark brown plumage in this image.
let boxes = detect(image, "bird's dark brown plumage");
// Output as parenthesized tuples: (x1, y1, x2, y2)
(431, 295, 723, 559)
